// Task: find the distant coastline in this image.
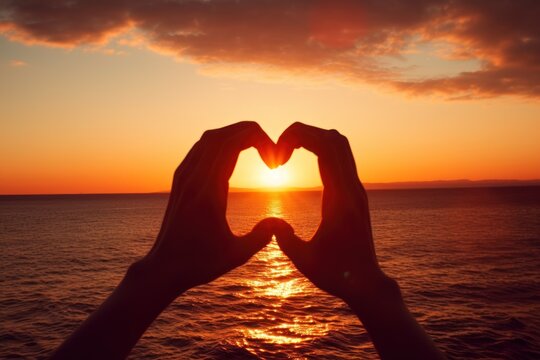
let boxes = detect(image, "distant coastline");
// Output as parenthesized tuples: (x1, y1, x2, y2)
(231, 179, 540, 192)
(2, 180, 540, 196)
(363, 179, 540, 190)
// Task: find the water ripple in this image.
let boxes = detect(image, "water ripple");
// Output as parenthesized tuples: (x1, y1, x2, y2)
(1, 189, 539, 359)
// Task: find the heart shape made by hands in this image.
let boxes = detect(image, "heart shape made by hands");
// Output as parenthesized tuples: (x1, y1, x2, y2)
(226, 123, 325, 236)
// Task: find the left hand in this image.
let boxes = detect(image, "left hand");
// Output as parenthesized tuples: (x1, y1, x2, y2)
(135, 121, 282, 297)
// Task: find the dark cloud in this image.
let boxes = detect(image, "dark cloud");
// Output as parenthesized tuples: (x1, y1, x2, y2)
(1, 0, 539, 98)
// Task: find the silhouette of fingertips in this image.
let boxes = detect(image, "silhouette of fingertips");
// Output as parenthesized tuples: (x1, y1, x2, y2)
(274, 222, 306, 261)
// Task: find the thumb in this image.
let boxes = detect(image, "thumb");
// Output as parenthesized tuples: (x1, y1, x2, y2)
(272, 218, 308, 269)
(231, 217, 277, 266)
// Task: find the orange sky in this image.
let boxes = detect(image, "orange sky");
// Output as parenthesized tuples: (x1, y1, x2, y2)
(1, 1, 540, 194)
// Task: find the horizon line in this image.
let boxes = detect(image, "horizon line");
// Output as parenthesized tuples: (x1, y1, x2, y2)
(1, 179, 540, 196)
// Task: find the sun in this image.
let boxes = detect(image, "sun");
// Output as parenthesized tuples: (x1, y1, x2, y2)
(260, 166, 289, 188)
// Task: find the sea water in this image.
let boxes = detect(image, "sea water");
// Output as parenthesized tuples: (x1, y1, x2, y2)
(1, 188, 539, 359)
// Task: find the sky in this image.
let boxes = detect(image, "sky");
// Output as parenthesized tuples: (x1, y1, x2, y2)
(1, 0, 540, 194)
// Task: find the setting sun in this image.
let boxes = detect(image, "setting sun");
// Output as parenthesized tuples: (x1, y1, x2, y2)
(260, 166, 289, 188)
(228, 148, 321, 190)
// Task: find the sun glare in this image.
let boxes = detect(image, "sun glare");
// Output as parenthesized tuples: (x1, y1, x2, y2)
(260, 166, 289, 188)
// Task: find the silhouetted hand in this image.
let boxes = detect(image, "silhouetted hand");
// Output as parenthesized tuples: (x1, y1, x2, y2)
(273, 122, 444, 360)
(137, 121, 281, 296)
(274, 122, 394, 310)
(52, 122, 284, 359)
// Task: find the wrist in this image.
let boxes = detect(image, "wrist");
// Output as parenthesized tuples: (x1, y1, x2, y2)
(126, 256, 187, 303)
(344, 274, 405, 320)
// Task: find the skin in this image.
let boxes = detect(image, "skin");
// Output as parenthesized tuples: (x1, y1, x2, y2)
(52, 121, 444, 359)
(274, 122, 445, 360)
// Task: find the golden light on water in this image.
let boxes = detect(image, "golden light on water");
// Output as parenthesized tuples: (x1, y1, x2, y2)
(266, 196, 284, 217)
(235, 194, 330, 352)
(242, 316, 330, 345)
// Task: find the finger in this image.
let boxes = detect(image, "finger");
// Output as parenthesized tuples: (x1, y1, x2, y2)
(272, 218, 311, 272)
(194, 122, 276, 204)
(229, 217, 278, 266)
(173, 140, 205, 184)
(276, 123, 344, 189)
(277, 122, 361, 193)
(215, 121, 277, 182)
(194, 122, 276, 181)
(277, 122, 327, 161)
(204, 121, 276, 171)
(155, 123, 258, 248)
(152, 139, 207, 252)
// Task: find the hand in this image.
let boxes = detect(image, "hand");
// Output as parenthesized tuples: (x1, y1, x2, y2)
(273, 122, 398, 312)
(273, 123, 444, 359)
(135, 121, 282, 296)
(52, 122, 288, 360)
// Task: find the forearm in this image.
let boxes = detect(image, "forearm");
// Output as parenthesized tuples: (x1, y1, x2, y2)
(52, 260, 180, 360)
(347, 279, 445, 360)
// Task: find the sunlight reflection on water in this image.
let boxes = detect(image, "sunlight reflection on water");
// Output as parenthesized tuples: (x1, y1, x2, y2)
(235, 194, 330, 353)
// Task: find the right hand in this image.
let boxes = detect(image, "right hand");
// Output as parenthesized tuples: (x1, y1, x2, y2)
(273, 123, 400, 312)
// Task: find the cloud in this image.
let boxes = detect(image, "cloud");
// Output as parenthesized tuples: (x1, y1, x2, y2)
(9, 59, 27, 67)
(1, 0, 539, 98)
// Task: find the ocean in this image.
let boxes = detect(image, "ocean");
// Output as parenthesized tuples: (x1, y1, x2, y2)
(1, 187, 539, 359)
